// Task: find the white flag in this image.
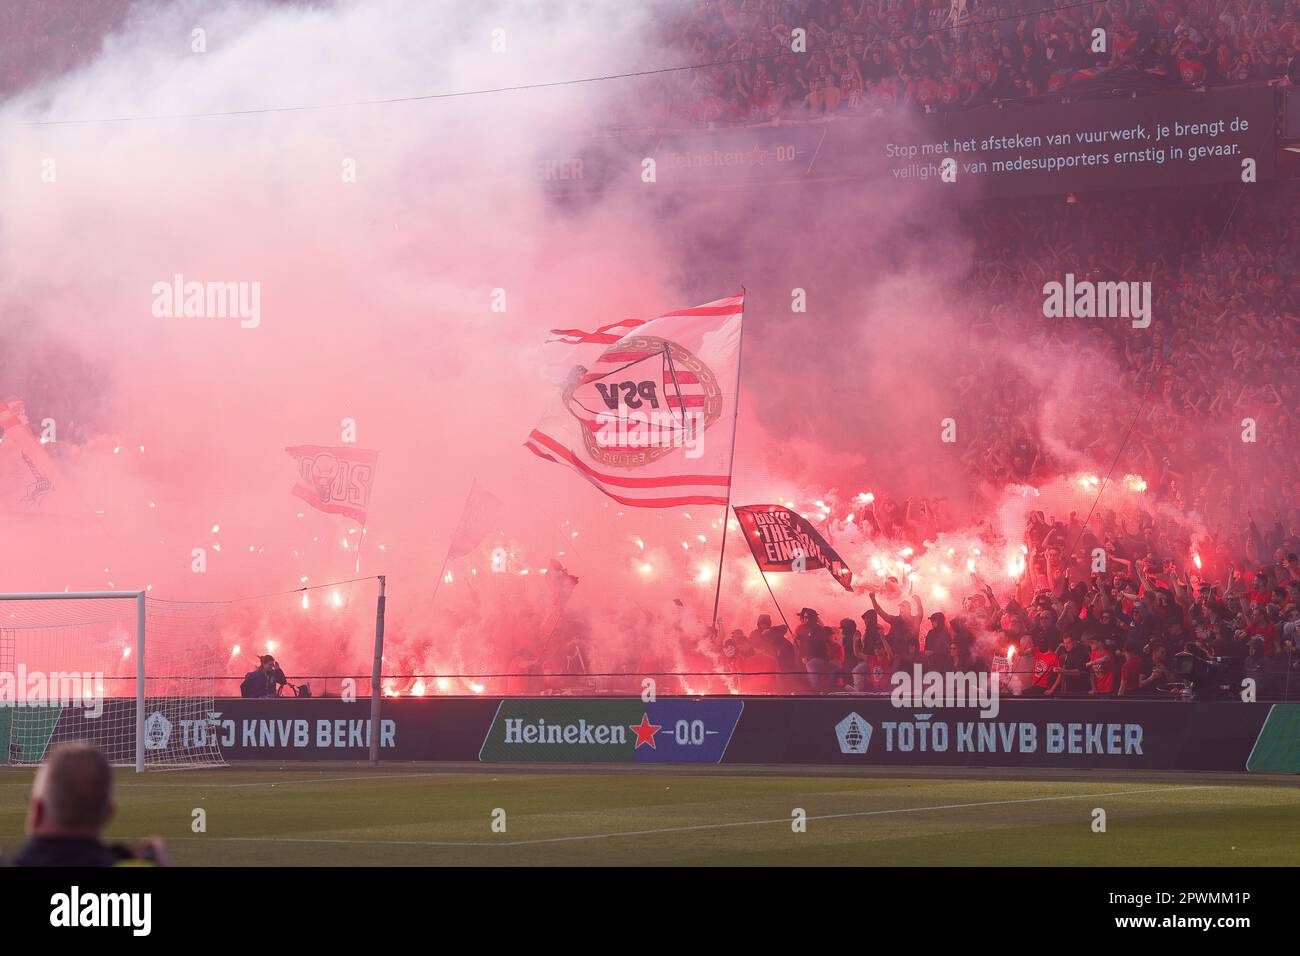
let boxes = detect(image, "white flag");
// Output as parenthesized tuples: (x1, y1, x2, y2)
(525, 292, 744, 508)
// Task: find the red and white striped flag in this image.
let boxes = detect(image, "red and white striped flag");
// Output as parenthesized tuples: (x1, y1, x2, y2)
(525, 291, 744, 508)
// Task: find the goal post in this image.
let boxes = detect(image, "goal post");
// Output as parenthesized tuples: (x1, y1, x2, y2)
(136, 590, 145, 773)
(0, 591, 224, 771)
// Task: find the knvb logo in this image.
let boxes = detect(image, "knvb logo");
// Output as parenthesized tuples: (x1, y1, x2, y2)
(143, 711, 173, 750)
(835, 712, 873, 754)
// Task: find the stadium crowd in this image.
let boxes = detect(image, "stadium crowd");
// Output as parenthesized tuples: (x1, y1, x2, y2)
(957, 184, 1298, 536)
(722, 181, 1297, 700)
(3, 1, 1294, 703)
(6, 1, 1298, 116)
(640, 0, 1300, 127)
(0, 0, 129, 98)
(733, 515, 1299, 699)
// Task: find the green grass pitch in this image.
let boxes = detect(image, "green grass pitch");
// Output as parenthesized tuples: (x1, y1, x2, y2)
(1, 763, 1297, 866)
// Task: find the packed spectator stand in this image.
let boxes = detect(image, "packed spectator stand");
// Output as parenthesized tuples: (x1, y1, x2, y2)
(2, 0, 1295, 700)
(636, 0, 1300, 127)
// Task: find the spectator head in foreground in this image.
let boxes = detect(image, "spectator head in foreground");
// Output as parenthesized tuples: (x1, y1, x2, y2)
(26, 741, 113, 840)
(7, 741, 169, 867)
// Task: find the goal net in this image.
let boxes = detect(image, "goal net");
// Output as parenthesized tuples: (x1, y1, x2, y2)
(0, 592, 224, 770)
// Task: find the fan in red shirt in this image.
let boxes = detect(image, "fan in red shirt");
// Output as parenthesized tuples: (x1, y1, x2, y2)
(1245, 572, 1272, 607)
(939, 78, 961, 107)
(854, 629, 895, 692)
(859, 650, 893, 691)
(1215, 42, 1236, 77)
(1178, 57, 1206, 85)
(1115, 29, 1140, 59)
(1087, 636, 1118, 695)
(1119, 649, 1146, 695)
(1031, 643, 1061, 694)
(737, 648, 781, 694)
(917, 76, 940, 107)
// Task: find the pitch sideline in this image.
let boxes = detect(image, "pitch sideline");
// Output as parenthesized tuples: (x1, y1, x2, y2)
(163, 783, 1218, 849)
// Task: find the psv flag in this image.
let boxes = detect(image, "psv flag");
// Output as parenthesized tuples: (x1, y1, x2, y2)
(733, 504, 854, 591)
(286, 445, 379, 523)
(525, 291, 744, 508)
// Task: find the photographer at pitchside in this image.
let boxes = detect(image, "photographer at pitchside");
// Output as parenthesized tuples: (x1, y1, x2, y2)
(240, 654, 287, 698)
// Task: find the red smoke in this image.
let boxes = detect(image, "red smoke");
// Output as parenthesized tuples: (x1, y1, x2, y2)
(0, 2, 1259, 692)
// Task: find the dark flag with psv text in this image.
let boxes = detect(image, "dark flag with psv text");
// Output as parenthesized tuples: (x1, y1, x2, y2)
(733, 503, 854, 591)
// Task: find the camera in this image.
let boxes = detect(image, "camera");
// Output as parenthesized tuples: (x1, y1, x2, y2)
(1171, 651, 1233, 699)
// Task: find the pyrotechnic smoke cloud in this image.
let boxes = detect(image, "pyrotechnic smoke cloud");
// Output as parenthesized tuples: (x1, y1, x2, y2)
(0, 0, 1205, 687)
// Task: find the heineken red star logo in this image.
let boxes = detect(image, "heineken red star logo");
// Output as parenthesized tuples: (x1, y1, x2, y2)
(629, 714, 662, 750)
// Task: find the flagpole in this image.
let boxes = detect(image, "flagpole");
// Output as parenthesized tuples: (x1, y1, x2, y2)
(353, 522, 367, 575)
(429, 546, 452, 602)
(710, 288, 746, 633)
(758, 567, 792, 635)
(429, 479, 476, 606)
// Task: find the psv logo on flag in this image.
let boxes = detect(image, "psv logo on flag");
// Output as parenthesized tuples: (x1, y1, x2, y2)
(564, 335, 724, 468)
(524, 292, 744, 509)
